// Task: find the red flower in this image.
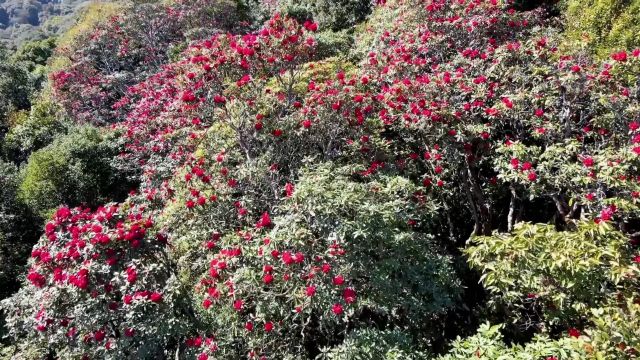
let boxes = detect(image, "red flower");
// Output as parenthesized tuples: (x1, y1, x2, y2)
(263, 274, 274, 284)
(27, 271, 46, 288)
(333, 275, 344, 286)
(213, 94, 226, 104)
(233, 299, 243, 311)
(256, 212, 272, 228)
(202, 298, 212, 309)
(94, 329, 106, 342)
(582, 156, 594, 167)
(123, 294, 133, 305)
(600, 205, 616, 221)
(149, 292, 163, 303)
(264, 321, 274, 332)
(343, 288, 357, 304)
(284, 183, 295, 197)
(611, 51, 627, 62)
(568, 328, 581, 338)
(126, 267, 137, 284)
(181, 91, 197, 102)
(485, 107, 499, 116)
(305, 285, 316, 297)
(332, 303, 344, 315)
(303, 20, 318, 32)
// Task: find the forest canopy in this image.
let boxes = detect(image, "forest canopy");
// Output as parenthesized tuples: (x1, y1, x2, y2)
(0, 0, 639, 359)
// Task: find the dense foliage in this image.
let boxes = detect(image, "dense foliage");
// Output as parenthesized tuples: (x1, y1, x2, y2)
(18, 126, 132, 218)
(563, 0, 640, 57)
(0, 0, 639, 359)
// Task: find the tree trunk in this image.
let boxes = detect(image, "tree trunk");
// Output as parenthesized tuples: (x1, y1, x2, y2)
(508, 185, 520, 232)
(463, 159, 492, 236)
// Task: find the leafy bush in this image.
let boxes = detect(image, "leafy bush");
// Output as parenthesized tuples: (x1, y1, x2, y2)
(0, 161, 39, 299)
(1, 203, 191, 359)
(0, 160, 40, 346)
(318, 328, 428, 360)
(466, 220, 640, 358)
(0, 47, 32, 132)
(18, 126, 131, 217)
(563, 0, 640, 57)
(280, 0, 373, 31)
(11, 37, 57, 89)
(166, 164, 459, 357)
(466, 221, 637, 327)
(439, 323, 588, 360)
(314, 29, 355, 59)
(3, 95, 69, 163)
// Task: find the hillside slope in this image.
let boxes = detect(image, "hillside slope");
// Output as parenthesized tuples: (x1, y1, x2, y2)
(0, 0, 98, 48)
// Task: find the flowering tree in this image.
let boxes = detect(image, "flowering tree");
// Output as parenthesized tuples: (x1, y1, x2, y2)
(50, 0, 246, 125)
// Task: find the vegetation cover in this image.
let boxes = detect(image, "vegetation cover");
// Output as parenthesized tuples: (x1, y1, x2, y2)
(0, 0, 639, 359)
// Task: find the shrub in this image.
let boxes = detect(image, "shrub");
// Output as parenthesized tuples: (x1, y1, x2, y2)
(3, 95, 69, 163)
(1, 204, 191, 359)
(466, 221, 637, 327)
(314, 29, 355, 59)
(18, 126, 131, 217)
(280, 0, 373, 31)
(11, 37, 57, 89)
(0, 160, 40, 346)
(0, 161, 40, 299)
(587, 298, 640, 359)
(563, 0, 640, 57)
(0, 47, 32, 132)
(167, 164, 459, 357)
(4, 1, 640, 358)
(317, 328, 428, 360)
(439, 323, 588, 360)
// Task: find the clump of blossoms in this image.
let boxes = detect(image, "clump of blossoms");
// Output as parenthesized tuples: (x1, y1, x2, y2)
(2, 200, 190, 358)
(51, 0, 245, 125)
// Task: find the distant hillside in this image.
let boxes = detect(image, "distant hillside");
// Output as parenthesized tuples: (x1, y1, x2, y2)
(0, 0, 99, 48)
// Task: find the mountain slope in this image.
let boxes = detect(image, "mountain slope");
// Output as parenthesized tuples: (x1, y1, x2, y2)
(0, 0, 99, 48)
